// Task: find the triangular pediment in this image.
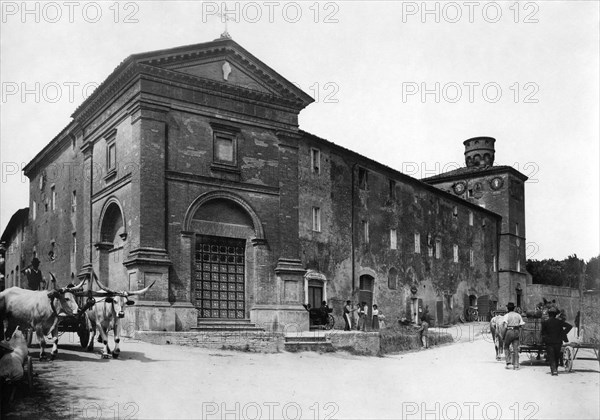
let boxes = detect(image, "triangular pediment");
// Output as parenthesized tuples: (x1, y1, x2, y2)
(134, 37, 314, 108)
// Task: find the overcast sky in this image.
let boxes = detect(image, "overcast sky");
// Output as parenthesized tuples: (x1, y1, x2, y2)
(1, 1, 598, 261)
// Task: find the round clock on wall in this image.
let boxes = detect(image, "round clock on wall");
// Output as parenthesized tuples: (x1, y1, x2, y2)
(453, 181, 466, 195)
(490, 176, 504, 190)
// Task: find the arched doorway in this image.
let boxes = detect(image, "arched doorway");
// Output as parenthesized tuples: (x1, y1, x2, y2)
(97, 201, 127, 290)
(189, 195, 258, 320)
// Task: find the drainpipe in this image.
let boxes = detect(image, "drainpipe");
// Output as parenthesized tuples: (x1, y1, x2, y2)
(351, 162, 358, 294)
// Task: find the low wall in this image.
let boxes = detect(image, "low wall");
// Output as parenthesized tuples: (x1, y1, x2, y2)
(324, 331, 380, 356)
(581, 290, 599, 343)
(135, 330, 285, 353)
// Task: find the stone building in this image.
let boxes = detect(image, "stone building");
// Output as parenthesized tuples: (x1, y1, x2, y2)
(3, 37, 530, 331)
(1, 208, 29, 289)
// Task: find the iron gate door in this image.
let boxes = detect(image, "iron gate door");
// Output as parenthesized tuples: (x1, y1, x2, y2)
(195, 235, 246, 320)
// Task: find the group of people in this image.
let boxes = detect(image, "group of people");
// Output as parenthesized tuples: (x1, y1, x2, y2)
(502, 301, 573, 376)
(343, 301, 384, 331)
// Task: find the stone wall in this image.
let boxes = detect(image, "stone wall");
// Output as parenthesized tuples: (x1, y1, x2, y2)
(581, 290, 599, 343)
(325, 331, 380, 356)
(527, 284, 580, 322)
(134, 330, 285, 353)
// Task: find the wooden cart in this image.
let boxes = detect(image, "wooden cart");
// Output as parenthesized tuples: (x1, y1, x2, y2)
(562, 342, 600, 372)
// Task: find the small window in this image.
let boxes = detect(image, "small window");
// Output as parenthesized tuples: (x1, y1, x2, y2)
(358, 168, 368, 190)
(469, 211, 473, 226)
(389, 179, 396, 199)
(71, 135, 76, 151)
(107, 142, 116, 171)
(214, 134, 235, 165)
(312, 207, 321, 232)
(50, 186, 56, 211)
(453, 206, 458, 217)
(390, 229, 397, 250)
(435, 238, 442, 259)
(71, 190, 77, 213)
(516, 222, 520, 236)
(517, 259, 521, 272)
(32, 200, 37, 220)
(39, 174, 45, 190)
(363, 220, 369, 244)
(414, 233, 421, 254)
(453, 245, 459, 263)
(311, 148, 321, 174)
(493, 256, 497, 272)
(470, 249, 474, 267)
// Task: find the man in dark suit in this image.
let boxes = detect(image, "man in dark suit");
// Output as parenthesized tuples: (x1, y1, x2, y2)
(542, 306, 572, 376)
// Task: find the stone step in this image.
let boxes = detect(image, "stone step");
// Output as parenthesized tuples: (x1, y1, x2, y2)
(193, 319, 263, 331)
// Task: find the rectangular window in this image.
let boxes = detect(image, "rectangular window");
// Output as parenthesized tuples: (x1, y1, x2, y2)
(50, 186, 56, 211)
(358, 168, 368, 190)
(470, 249, 474, 267)
(32, 200, 36, 220)
(493, 256, 497, 272)
(311, 148, 321, 174)
(389, 179, 396, 199)
(516, 222, 520, 236)
(435, 238, 442, 259)
(214, 135, 235, 165)
(390, 229, 397, 250)
(428, 245, 433, 257)
(312, 207, 321, 232)
(363, 220, 369, 244)
(71, 190, 77, 213)
(107, 142, 116, 171)
(469, 211, 473, 226)
(453, 245, 459, 262)
(517, 259, 521, 272)
(414, 233, 421, 254)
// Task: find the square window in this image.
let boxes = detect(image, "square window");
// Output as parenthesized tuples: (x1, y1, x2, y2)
(214, 135, 235, 164)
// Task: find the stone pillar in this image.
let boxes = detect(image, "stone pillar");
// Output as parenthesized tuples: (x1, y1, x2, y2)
(78, 138, 93, 281)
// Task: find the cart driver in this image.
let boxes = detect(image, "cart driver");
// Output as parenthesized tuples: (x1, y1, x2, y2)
(21, 257, 46, 290)
(502, 302, 525, 370)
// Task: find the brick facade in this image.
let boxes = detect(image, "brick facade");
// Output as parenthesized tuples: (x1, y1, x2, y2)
(6, 38, 530, 332)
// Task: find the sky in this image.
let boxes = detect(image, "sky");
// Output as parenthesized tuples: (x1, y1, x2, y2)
(1, 0, 598, 261)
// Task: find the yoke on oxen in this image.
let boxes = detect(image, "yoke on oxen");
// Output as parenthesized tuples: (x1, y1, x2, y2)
(84, 271, 155, 359)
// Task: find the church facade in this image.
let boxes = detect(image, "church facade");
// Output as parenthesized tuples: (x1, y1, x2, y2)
(9, 37, 530, 332)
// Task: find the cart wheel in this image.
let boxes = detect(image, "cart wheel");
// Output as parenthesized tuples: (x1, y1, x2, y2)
(563, 346, 573, 372)
(78, 315, 90, 349)
(26, 356, 33, 391)
(325, 315, 335, 330)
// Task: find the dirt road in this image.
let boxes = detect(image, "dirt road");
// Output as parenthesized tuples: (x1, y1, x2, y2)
(5, 323, 599, 419)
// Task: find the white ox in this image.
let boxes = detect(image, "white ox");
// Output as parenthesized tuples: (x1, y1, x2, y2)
(0, 275, 84, 360)
(86, 273, 154, 359)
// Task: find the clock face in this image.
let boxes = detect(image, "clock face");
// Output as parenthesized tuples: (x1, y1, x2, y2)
(453, 182, 466, 195)
(490, 176, 504, 190)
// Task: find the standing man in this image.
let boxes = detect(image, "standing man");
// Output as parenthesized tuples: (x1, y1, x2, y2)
(22, 257, 45, 290)
(502, 302, 525, 370)
(542, 307, 572, 376)
(418, 306, 431, 349)
(343, 300, 353, 331)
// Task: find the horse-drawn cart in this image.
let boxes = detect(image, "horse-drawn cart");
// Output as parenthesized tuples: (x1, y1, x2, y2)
(519, 316, 545, 361)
